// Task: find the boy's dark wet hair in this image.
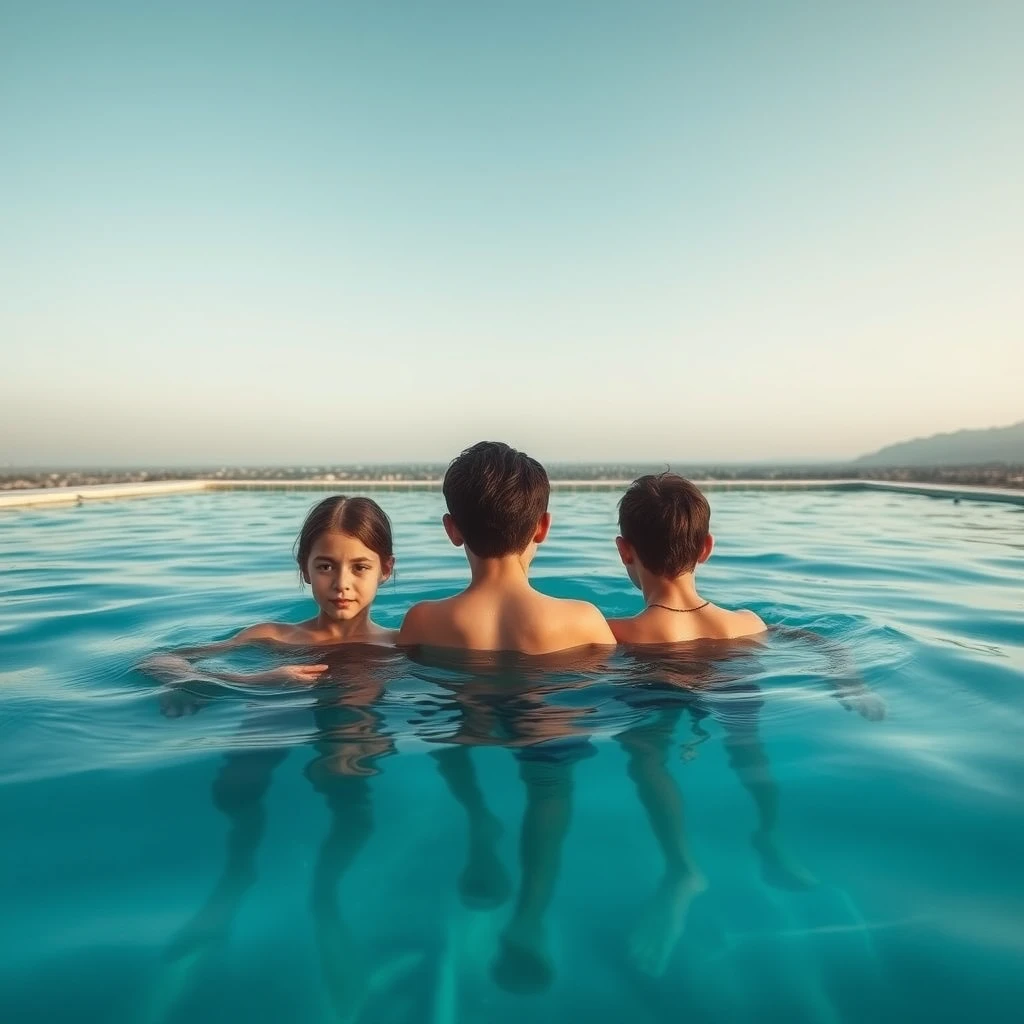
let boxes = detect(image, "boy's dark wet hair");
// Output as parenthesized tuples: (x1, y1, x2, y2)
(618, 473, 711, 577)
(443, 441, 550, 558)
(295, 496, 393, 582)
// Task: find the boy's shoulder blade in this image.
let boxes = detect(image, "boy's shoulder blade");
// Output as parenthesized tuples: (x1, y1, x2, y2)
(730, 608, 767, 637)
(548, 596, 616, 646)
(708, 606, 766, 640)
(397, 597, 458, 645)
(606, 614, 641, 644)
(397, 600, 430, 644)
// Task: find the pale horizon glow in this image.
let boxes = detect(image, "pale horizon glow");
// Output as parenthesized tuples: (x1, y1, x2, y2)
(2, 2, 1022, 466)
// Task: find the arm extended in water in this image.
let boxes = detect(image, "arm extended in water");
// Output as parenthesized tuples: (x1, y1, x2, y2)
(772, 625, 886, 720)
(137, 626, 328, 714)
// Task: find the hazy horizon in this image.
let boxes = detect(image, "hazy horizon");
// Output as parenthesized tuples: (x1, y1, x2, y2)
(4, 419, 1022, 473)
(3, 2, 1022, 465)
(0, 455, 865, 471)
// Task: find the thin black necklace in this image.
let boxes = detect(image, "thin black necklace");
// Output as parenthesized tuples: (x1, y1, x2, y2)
(646, 599, 710, 613)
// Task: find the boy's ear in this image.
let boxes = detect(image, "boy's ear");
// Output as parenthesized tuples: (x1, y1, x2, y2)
(697, 534, 714, 564)
(442, 513, 464, 548)
(533, 511, 552, 544)
(615, 535, 634, 566)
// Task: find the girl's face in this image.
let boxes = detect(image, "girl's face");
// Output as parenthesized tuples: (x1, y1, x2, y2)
(305, 531, 393, 622)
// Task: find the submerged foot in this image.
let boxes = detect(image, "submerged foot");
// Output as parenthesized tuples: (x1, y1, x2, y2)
(164, 899, 235, 962)
(629, 869, 708, 977)
(459, 824, 512, 910)
(316, 903, 370, 1023)
(163, 867, 256, 962)
(491, 916, 554, 994)
(459, 849, 513, 910)
(346, 951, 425, 1024)
(315, 884, 428, 1023)
(752, 830, 818, 891)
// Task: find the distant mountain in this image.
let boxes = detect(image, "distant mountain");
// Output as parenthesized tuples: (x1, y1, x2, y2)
(855, 421, 1024, 467)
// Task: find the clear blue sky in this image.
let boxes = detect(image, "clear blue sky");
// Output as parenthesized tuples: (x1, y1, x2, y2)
(2, 1, 1021, 465)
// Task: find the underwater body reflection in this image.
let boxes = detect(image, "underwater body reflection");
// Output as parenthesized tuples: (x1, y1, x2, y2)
(146, 628, 907, 1022)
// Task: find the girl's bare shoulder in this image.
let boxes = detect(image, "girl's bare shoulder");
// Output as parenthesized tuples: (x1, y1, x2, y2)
(369, 625, 400, 646)
(235, 621, 307, 644)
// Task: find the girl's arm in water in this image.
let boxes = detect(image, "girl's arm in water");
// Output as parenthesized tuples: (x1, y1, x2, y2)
(138, 623, 328, 691)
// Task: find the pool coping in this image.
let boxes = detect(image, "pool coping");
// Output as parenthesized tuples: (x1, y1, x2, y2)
(1, 477, 1022, 509)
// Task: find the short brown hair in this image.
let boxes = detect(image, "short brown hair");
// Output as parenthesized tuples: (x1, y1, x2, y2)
(442, 441, 550, 557)
(295, 496, 393, 582)
(618, 473, 710, 577)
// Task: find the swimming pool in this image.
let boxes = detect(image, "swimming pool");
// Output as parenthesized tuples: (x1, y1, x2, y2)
(1, 489, 1021, 1023)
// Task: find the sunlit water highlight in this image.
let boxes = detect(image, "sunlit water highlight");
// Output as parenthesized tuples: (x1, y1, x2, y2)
(1, 489, 1022, 1023)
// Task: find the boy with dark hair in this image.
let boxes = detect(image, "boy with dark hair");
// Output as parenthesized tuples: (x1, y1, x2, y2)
(398, 441, 615, 653)
(609, 473, 765, 643)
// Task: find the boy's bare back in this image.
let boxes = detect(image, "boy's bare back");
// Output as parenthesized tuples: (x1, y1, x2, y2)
(400, 585, 613, 654)
(397, 441, 614, 655)
(609, 604, 764, 645)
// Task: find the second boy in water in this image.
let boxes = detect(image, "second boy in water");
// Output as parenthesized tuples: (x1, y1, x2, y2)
(398, 441, 615, 653)
(608, 473, 766, 643)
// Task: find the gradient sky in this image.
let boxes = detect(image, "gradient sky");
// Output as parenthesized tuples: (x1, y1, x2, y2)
(2, 1, 1021, 465)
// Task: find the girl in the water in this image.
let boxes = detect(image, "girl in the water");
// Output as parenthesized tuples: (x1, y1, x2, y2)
(141, 495, 414, 1019)
(142, 494, 395, 690)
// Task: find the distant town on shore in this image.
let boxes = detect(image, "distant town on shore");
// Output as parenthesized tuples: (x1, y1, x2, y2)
(4, 422, 1022, 492)
(2, 462, 1022, 492)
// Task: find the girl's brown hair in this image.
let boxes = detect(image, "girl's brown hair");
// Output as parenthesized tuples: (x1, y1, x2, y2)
(295, 496, 394, 582)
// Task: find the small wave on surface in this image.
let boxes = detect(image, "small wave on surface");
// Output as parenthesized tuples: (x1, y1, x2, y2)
(92, 613, 910, 774)
(5, 620, 908, 785)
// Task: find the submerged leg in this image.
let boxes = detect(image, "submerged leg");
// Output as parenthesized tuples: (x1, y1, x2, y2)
(719, 701, 817, 891)
(165, 746, 288, 961)
(620, 711, 707, 977)
(309, 767, 377, 1023)
(431, 746, 511, 910)
(492, 752, 577, 994)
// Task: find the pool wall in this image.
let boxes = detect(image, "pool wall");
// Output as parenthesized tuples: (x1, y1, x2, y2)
(1, 477, 1022, 510)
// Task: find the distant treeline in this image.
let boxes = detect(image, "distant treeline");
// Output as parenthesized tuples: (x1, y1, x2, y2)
(2, 463, 1022, 491)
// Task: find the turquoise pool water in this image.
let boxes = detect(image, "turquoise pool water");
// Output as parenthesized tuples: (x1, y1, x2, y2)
(1, 489, 1022, 1024)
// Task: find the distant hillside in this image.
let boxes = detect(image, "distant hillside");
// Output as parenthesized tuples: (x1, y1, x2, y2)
(856, 421, 1024, 467)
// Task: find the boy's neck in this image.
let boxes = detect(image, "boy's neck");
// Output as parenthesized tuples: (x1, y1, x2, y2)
(639, 570, 703, 610)
(466, 550, 534, 587)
